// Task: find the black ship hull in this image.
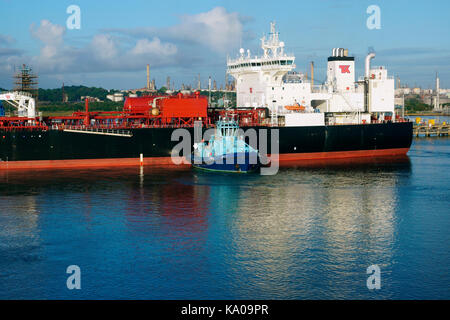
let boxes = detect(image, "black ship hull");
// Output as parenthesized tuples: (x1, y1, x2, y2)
(0, 122, 413, 169)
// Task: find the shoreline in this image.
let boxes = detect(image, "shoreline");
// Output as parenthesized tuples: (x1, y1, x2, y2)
(406, 112, 449, 116)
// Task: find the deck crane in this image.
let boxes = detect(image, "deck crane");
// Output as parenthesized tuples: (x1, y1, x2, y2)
(0, 91, 36, 118)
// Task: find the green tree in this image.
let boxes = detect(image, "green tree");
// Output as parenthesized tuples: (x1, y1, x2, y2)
(405, 98, 433, 113)
(157, 86, 167, 94)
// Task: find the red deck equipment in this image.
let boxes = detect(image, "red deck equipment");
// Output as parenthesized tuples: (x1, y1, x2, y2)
(159, 92, 207, 119)
(124, 96, 160, 114)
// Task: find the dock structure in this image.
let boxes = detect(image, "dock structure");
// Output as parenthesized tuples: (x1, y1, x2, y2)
(413, 123, 450, 137)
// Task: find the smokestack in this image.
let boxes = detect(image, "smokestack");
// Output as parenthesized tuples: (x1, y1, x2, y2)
(365, 53, 376, 79)
(436, 72, 440, 110)
(310, 61, 314, 87)
(364, 53, 376, 113)
(146, 64, 150, 90)
(208, 76, 211, 105)
(436, 72, 440, 93)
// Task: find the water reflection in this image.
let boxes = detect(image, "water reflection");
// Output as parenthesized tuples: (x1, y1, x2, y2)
(124, 175, 211, 235)
(0, 155, 422, 299)
(279, 154, 411, 169)
(187, 157, 412, 298)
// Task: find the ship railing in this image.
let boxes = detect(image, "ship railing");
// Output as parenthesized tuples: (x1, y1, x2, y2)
(369, 120, 396, 124)
(58, 123, 210, 131)
(0, 124, 48, 131)
(63, 126, 133, 137)
(63, 125, 116, 133)
(227, 54, 295, 65)
(1, 90, 33, 98)
(357, 75, 395, 81)
(227, 64, 293, 73)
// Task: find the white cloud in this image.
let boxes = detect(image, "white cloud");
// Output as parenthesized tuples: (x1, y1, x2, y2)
(31, 19, 65, 46)
(0, 34, 15, 46)
(91, 34, 118, 61)
(105, 7, 246, 54)
(25, 20, 179, 74)
(0, 33, 24, 83)
(131, 37, 177, 56)
(0, 7, 248, 87)
(0, 47, 22, 56)
(168, 7, 244, 53)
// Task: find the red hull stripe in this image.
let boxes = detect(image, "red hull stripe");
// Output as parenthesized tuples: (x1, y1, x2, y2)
(271, 148, 410, 161)
(0, 157, 190, 170)
(0, 148, 409, 170)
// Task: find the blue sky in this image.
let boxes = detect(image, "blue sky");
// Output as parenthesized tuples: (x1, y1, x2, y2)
(0, 0, 448, 90)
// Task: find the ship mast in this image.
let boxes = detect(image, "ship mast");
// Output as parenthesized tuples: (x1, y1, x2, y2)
(261, 22, 284, 58)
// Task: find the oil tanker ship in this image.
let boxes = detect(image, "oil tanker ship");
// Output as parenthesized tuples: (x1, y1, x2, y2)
(0, 23, 412, 170)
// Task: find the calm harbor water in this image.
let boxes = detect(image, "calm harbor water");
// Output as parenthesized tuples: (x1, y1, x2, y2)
(0, 137, 449, 299)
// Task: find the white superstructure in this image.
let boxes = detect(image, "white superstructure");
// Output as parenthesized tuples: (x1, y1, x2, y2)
(0, 91, 36, 119)
(227, 23, 396, 126)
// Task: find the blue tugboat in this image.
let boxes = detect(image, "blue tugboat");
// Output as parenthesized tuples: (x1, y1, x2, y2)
(191, 116, 260, 173)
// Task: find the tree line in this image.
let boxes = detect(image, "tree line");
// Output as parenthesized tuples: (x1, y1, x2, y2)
(38, 85, 120, 102)
(404, 97, 433, 113)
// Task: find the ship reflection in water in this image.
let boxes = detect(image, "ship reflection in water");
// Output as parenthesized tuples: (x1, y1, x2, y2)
(0, 143, 449, 299)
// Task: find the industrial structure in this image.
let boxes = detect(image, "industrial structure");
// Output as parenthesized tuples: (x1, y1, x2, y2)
(13, 64, 38, 100)
(435, 72, 440, 111)
(394, 72, 450, 111)
(147, 64, 151, 90)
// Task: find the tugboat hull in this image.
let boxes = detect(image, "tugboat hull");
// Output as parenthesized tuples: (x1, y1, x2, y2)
(191, 152, 260, 173)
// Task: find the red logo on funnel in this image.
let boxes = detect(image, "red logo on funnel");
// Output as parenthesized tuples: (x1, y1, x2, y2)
(339, 65, 350, 73)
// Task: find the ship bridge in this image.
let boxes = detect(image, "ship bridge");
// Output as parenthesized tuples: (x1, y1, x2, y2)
(227, 22, 297, 109)
(227, 57, 295, 72)
(227, 22, 295, 75)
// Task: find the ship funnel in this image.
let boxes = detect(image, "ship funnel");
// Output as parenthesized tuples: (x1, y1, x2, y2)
(365, 53, 376, 78)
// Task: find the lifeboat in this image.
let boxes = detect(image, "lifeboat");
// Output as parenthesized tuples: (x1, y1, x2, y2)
(284, 105, 305, 111)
